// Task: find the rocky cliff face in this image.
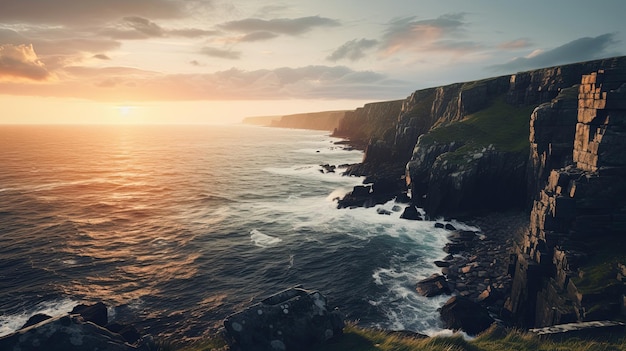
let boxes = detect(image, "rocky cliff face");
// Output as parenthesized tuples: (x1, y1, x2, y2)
(505, 68, 626, 328)
(332, 100, 403, 146)
(337, 56, 626, 217)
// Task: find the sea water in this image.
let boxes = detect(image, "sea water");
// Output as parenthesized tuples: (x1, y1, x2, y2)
(0, 124, 474, 340)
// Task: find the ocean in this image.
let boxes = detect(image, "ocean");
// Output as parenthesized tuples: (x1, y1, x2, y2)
(0, 124, 474, 341)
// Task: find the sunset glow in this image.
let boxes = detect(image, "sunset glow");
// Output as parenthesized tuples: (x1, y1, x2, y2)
(0, 0, 623, 124)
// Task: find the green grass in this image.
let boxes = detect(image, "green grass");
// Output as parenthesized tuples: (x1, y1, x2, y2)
(169, 323, 626, 351)
(421, 95, 536, 160)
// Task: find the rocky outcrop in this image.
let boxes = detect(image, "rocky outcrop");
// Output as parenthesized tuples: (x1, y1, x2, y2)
(505, 68, 626, 328)
(530, 320, 626, 340)
(0, 302, 148, 351)
(223, 287, 344, 351)
(416, 274, 451, 297)
(439, 296, 495, 335)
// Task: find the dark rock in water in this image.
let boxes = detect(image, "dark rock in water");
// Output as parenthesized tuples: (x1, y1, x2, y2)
(337, 185, 374, 208)
(440, 296, 494, 335)
(444, 223, 457, 231)
(434, 260, 451, 268)
(0, 315, 147, 351)
(71, 302, 108, 327)
(376, 208, 392, 215)
(400, 205, 421, 220)
(351, 185, 371, 197)
(434, 222, 445, 229)
(416, 274, 451, 297)
(320, 164, 336, 173)
(20, 313, 52, 329)
(391, 205, 402, 212)
(223, 287, 344, 351)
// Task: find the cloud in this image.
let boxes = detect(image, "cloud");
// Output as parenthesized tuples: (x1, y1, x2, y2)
(0, 44, 51, 80)
(101, 17, 218, 39)
(490, 33, 621, 72)
(123, 16, 165, 37)
(200, 47, 241, 60)
(0, 0, 184, 25)
(0, 27, 121, 66)
(497, 38, 532, 50)
(238, 31, 280, 42)
(93, 54, 111, 60)
(219, 16, 340, 36)
(327, 38, 379, 62)
(379, 13, 480, 57)
(0, 65, 411, 101)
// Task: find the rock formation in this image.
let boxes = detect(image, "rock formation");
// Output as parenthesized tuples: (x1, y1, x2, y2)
(439, 296, 494, 335)
(505, 68, 626, 328)
(0, 302, 148, 351)
(335, 56, 626, 217)
(223, 287, 344, 351)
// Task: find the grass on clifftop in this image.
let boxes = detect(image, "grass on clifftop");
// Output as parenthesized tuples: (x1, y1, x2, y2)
(166, 323, 626, 351)
(421, 95, 536, 156)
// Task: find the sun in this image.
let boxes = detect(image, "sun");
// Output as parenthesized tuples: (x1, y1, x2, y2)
(117, 105, 134, 117)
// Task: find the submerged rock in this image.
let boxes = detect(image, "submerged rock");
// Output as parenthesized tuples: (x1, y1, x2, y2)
(224, 287, 344, 351)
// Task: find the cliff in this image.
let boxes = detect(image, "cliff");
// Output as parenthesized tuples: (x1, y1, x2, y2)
(505, 68, 626, 328)
(243, 110, 347, 131)
(241, 115, 282, 126)
(335, 56, 626, 217)
(332, 57, 626, 330)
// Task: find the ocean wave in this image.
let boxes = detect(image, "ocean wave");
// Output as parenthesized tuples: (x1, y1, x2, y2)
(250, 229, 283, 248)
(0, 298, 78, 337)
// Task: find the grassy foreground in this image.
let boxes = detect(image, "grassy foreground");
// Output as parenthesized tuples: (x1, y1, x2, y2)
(163, 323, 626, 351)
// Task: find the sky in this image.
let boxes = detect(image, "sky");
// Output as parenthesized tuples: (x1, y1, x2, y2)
(0, 0, 624, 124)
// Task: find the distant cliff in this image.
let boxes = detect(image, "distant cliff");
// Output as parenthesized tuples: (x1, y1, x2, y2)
(241, 115, 282, 126)
(243, 110, 347, 131)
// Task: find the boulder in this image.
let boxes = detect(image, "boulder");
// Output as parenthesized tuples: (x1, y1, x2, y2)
(440, 296, 494, 335)
(416, 274, 451, 297)
(444, 223, 457, 231)
(377, 208, 392, 215)
(223, 287, 344, 351)
(400, 205, 422, 220)
(0, 314, 146, 351)
(20, 313, 52, 329)
(71, 302, 108, 327)
(106, 322, 142, 344)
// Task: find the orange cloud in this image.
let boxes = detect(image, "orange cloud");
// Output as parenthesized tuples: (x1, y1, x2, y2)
(0, 44, 51, 81)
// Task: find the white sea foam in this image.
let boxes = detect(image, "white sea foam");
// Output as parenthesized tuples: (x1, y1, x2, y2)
(250, 229, 282, 248)
(0, 298, 78, 337)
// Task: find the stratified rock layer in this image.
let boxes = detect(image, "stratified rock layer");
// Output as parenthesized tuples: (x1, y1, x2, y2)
(505, 69, 626, 327)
